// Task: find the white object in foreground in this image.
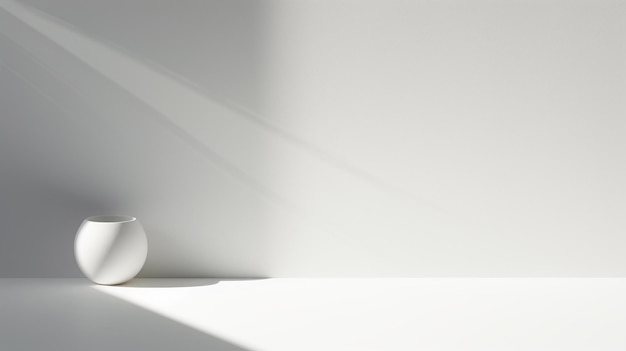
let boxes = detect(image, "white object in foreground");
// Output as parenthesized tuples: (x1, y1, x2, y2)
(74, 215, 147, 285)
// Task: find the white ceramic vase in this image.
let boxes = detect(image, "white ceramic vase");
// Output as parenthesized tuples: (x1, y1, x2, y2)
(74, 215, 148, 285)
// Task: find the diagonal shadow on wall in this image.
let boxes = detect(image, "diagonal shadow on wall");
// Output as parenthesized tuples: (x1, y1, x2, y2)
(0, 0, 490, 279)
(0, 0, 277, 278)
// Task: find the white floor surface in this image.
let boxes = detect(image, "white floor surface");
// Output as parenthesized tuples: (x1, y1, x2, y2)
(1, 278, 625, 350)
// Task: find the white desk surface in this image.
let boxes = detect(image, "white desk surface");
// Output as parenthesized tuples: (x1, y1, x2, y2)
(1, 278, 625, 351)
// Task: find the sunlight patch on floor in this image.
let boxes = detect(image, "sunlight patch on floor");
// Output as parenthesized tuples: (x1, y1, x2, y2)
(95, 278, 626, 351)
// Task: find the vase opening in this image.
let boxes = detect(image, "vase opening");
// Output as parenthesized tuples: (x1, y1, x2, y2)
(86, 215, 136, 223)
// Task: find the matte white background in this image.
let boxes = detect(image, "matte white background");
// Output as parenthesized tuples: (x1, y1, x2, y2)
(1, 0, 624, 277)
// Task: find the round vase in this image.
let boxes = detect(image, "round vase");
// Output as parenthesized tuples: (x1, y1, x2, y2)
(74, 215, 148, 285)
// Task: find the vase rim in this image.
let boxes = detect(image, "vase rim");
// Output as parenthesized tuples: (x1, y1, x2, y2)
(85, 215, 137, 223)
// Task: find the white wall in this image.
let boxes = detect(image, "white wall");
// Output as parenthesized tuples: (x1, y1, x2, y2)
(1, 0, 624, 277)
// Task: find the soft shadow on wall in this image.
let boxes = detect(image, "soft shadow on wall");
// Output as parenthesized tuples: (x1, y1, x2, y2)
(1, 0, 625, 277)
(0, 0, 273, 277)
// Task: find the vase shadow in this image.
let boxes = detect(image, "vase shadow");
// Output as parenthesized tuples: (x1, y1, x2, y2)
(116, 278, 220, 288)
(115, 278, 268, 288)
